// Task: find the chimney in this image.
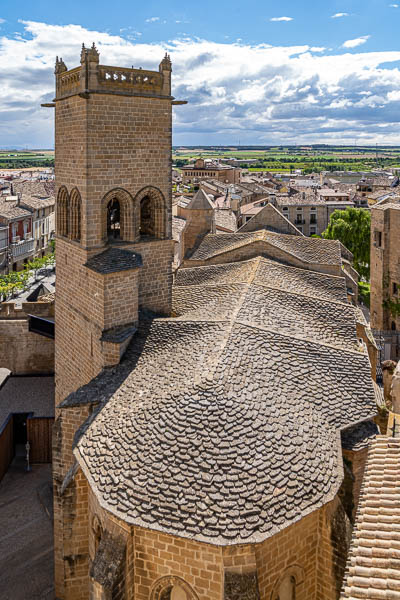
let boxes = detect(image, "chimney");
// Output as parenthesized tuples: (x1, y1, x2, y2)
(17, 192, 21, 206)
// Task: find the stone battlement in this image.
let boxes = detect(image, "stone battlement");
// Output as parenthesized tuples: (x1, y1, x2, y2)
(55, 43, 172, 100)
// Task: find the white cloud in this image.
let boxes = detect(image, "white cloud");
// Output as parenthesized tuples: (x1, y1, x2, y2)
(389, 3, 399, 7)
(342, 35, 370, 48)
(2, 21, 400, 146)
(145, 17, 160, 23)
(331, 12, 349, 18)
(270, 16, 293, 22)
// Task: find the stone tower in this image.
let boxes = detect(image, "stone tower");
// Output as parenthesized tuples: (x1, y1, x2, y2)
(52, 44, 175, 597)
(54, 44, 174, 403)
(182, 189, 216, 257)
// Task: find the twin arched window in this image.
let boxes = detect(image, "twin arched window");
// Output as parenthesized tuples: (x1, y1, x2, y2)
(57, 185, 166, 244)
(56, 186, 82, 241)
(102, 186, 166, 243)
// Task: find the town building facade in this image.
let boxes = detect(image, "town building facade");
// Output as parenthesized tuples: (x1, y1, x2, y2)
(181, 159, 241, 185)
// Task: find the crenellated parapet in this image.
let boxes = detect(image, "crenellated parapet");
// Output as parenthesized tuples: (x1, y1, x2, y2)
(55, 43, 172, 100)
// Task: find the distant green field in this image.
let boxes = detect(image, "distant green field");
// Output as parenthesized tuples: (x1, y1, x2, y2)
(173, 145, 400, 174)
(0, 150, 54, 168)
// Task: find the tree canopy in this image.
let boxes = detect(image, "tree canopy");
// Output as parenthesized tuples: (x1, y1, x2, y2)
(322, 207, 371, 280)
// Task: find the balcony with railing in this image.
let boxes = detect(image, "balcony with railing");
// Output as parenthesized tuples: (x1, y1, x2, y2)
(10, 237, 35, 260)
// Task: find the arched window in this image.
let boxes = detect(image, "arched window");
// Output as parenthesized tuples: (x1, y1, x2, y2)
(134, 186, 166, 240)
(151, 576, 198, 600)
(69, 188, 82, 242)
(271, 565, 305, 600)
(276, 575, 296, 600)
(101, 188, 134, 244)
(107, 198, 121, 241)
(56, 186, 69, 237)
(392, 321, 397, 331)
(140, 195, 155, 237)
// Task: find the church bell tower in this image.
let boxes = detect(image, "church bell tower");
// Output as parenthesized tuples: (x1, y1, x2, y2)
(51, 45, 175, 598)
(54, 44, 174, 404)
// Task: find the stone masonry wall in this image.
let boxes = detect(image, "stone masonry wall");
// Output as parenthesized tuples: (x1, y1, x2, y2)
(130, 526, 223, 599)
(125, 239, 174, 315)
(58, 469, 90, 600)
(53, 405, 93, 598)
(181, 208, 215, 258)
(58, 463, 352, 600)
(56, 94, 172, 250)
(316, 498, 352, 600)
(342, 448, 369, 522)
(387, 207, 400, 331)
(55, 239, 106, 404)
(369, 206, 400, 331)
(0, 318, 54, 373)
(255, 510, 318, 599)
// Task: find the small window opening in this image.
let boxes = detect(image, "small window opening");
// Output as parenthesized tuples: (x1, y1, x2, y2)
(277, 575, 296, 600)
(375, 230, 382, 248)
(140, 195, 155, 238)
(107, 199, 121, 241)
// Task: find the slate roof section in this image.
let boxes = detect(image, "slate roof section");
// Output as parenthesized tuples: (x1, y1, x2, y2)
(72, 254, 377, 546)
(189, 230, 342, 266)
(176, 257, 349, 304)
(341, 420, 379, 451)
(237, 285, 358, 351)
(341, 437, 400, 599)
(175, 260, 256, 287)
(85, 247, 142, 274)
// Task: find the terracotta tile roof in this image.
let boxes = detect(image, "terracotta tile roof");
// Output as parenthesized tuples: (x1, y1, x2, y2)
(275, 195, 327, 206)
(11, 180, 55, 208)
(341, 436, 400, 599)
(0, 199, 32, 220)
(67, 255, 377, 545)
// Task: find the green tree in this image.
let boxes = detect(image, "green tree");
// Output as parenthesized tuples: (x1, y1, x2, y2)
(322, 207, 371, 280)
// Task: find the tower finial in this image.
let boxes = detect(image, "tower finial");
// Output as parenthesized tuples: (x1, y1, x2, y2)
(55, 55, 67, 74)
(159, 52, 172, 72)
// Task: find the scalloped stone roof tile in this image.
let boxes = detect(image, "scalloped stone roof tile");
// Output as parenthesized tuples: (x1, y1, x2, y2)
(71, 254, 377, 545)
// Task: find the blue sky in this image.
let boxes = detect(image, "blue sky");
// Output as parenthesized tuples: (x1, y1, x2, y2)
(1, 0, 400, 146)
